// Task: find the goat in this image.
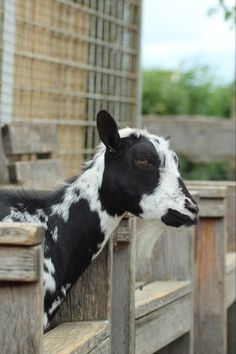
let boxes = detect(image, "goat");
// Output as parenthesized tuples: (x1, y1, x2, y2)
(0, 110, 199, 328)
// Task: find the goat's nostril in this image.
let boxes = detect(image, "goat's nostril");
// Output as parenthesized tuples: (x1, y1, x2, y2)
(185, 199, 199, 214)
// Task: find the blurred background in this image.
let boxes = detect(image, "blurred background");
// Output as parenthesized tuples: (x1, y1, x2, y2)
(141, 0, 235, 181)
(0, 0, 235, 187)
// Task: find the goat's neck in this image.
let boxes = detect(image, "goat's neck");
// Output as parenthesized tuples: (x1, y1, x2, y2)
(47, 153, 122, 283)
(51, 153, 122, 242)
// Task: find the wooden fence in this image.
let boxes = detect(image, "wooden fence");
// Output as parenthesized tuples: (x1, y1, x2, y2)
(0, 182, 235, 353)
(143, 116, 235, 166)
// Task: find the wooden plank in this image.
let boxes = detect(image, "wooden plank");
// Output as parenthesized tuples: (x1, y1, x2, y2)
(2, 124, 58, 155)
(188, 186, 227, 199)
(135, 281, 191, 319)
(52, 243, 112, 327)
(0, 244, 44, 354)
(156, 333, 191, 354)
(194, 217, 226, 354)
(188, 181, 236, 252)
(198, 198, 226, 218)
(226, 253, 236, 308)
(0, 245, 40, 281)
(0, 133, 9, 184)
(111, 215, 136, 354)
(135, 294, 192, 354)
(88, 338, 109, 354)
(143, 117, 235, 163)
(0, 222, 45, 246)
(43, 321, 109, 354)
(9, 159, 63, 188)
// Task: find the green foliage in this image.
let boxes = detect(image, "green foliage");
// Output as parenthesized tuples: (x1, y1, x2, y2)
(142, 66, 234, 118)
(179, 156, 233, 181)
(208, 0, 236, 28)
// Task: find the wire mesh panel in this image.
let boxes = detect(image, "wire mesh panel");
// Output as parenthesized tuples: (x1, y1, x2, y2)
(0, 0, 141, 178)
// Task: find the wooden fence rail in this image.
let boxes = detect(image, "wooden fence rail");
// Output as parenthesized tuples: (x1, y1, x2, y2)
(0, 182, 235, 354)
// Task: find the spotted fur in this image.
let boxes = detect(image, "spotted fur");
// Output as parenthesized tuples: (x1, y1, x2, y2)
(0, 110, 198, 329)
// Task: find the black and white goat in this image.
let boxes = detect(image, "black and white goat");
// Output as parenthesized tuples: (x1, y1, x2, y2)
(0, 111, 198, 328)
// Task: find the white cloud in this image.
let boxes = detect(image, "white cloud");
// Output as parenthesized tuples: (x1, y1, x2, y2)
(141, 0, 235, 82)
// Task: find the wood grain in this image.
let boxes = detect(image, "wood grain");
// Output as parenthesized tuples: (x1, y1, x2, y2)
(136, 294, 192, 354)
(135, 281, 191, 319)
(2, 123, 57, 155)
(188, 181, 236, 252)
(0, 245, 44, 354)
(0, 245, 41, 281)
(110, 216, 136, 354)
(194, 218, 226, 354)
(52, 243, 112, 328)
(9, 159, 63, 188)
(0, 222, 45, 246)
(143, 117, 235, 163)
(43, 321, 109, 354)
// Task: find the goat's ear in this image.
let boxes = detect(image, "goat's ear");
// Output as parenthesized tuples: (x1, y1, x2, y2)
(96, 110, 120, 153)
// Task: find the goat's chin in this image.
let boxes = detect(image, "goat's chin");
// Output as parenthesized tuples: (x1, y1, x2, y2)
(161, 209, 198, 228)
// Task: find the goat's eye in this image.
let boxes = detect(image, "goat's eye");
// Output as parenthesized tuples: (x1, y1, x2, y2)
(134, 159, 153, 169)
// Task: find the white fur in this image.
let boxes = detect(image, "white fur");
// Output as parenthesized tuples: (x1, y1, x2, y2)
(44, 258, 56, 294)
(51, 148, 122, 260)
(51, 226, 59, 242)
(139, 137, 194, 221)
(3, 208, 48, 229)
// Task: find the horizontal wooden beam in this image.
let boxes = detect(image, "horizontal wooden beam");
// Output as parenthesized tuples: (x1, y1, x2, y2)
(43, 321, 109, 354)
(143, 117, 235, 163)
(9, 159, 63, 188)
(0, 223, 44, 246)
(2, 124, 57, 155)
(0, 245, 41, 282)
(135, 281, 191, 319)
(136, 294, 192, 353)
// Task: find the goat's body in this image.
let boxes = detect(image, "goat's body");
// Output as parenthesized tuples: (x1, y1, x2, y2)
(0, 149, 121, 327)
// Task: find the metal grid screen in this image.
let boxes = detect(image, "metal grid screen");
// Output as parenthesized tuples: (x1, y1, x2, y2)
(0, 0, 141, 178)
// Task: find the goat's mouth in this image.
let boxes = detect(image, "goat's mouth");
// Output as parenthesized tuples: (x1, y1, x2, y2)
(161, 208, 198, 228)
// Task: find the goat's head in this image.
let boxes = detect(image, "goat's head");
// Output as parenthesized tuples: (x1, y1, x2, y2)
(97, 110, 198, 228)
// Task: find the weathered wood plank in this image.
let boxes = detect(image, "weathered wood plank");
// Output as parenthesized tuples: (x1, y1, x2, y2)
(156, 333, 191, 354)
(135, 294, 192, 354)
(9, 159, 63, 188)
(0, 223, 44, 246)
(143, 117, 235, 163)
(0, 133, 9, 184)
(111, 215, 136, 354)
(194, 217, 226, 354)
(0, 245, 41, 281)
(135, 281, 191, 319)
(226, 253, 236, 308)
(188, 181, 236, 252)
(43, 321, 109, 354)
(198, 198, 227, 217)
(0, 245, 44, 354)
(2, 124, 57, 155)
(52, 243, 111, 327)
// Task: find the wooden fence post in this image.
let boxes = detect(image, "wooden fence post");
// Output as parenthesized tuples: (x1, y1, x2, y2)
(193, 187, 227, 354)
(111, 213, 136, 354)
(0, 223, 44, 354)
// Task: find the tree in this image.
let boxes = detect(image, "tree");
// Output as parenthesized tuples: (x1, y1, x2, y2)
(208, 0, 236, 28)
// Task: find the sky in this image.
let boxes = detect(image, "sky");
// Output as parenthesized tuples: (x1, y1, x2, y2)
(141, 0, 235, 83)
